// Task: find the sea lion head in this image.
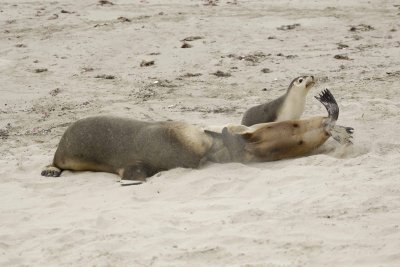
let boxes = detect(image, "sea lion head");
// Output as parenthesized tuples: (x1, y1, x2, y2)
(287, 75, 315, 93)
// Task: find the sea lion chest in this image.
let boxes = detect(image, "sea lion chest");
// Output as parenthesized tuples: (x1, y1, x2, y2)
(276, 90, 307, 122)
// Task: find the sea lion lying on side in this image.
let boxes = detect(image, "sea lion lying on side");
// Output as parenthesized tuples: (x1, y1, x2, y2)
(42, 89, 353, 182)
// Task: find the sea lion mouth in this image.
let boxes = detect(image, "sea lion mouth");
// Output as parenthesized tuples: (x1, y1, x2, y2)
(306, 81, 315, 89)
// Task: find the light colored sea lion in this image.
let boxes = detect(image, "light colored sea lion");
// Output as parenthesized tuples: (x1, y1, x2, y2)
(41, 89, 353, 182)
(241, 75, 315, 126)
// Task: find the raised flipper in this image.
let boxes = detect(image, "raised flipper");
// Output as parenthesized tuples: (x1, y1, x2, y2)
(314, 89, 354, 145)
(314, 88, 339, 121)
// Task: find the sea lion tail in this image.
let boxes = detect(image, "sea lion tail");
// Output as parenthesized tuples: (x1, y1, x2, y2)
(314, 89, 339, 121)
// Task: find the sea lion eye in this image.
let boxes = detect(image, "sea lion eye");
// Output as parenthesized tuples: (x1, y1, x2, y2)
(298, 78, 303, 83)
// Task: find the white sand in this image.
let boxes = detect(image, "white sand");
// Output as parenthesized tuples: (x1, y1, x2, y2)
(1, 0, 400, 266)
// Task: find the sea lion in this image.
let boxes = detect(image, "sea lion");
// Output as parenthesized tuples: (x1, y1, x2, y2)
(241, 75, 315, 126)
(41, 89, 353, 182)
(41, 118, 216, 181)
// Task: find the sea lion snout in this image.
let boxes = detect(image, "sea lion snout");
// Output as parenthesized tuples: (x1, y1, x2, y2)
(304, 75, 315, 89)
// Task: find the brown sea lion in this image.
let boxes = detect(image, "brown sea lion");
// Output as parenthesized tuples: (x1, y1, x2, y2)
(41, 89, 353, 183)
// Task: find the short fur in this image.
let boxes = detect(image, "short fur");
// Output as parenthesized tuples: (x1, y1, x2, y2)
(241, 75, 315, 126)
(43, 117, 215, 181)
(42, 89, 353, 182)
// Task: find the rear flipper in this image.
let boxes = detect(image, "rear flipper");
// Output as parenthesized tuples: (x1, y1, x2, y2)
(330, 125, 354, 145)
(315, 89, 339, 121)
(41, 165, 62, 177)
(315, 89, 354, 145)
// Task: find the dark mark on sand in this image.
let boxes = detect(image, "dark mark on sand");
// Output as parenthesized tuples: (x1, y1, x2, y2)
(337, 43, 349, 49)
(350, 24, 374, 32)
(204, 0, 218, 6)
(334, 54, 351, 60)
(49, 88, 61, 96)
(140, 60, 155, 67)
(118, 17, 131, 22)
(181, 42, 192, 48)
(98, 0, 114, 6)
(277, 23, 300, 30)
(35, 68, 48, 73)
(181, 36, 203, 42)
(95, 74, 115, 79)
(211, 70, 231, 77)
(180, 73, 202, 78)
(261, 68, 272, 73)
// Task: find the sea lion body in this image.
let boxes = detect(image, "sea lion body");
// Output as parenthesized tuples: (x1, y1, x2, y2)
(222, 116, 329, 163)
(42, 90, 353, 182)
(241, 75, 315, 126)
(47, 117, 215, 180)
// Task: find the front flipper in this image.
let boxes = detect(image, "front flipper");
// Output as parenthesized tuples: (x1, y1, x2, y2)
(221, 127, 246, 162)
(120, 179, 144, 186)
(41, 165, 62, 177)
(119, 163, 155, 186)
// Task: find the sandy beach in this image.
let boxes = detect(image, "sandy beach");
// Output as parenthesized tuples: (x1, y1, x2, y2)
(1, 0, 400, 266)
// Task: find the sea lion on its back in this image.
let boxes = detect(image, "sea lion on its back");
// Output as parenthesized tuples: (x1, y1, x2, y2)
(41, 89, 353, 183)
(241, 75, 315, 126)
